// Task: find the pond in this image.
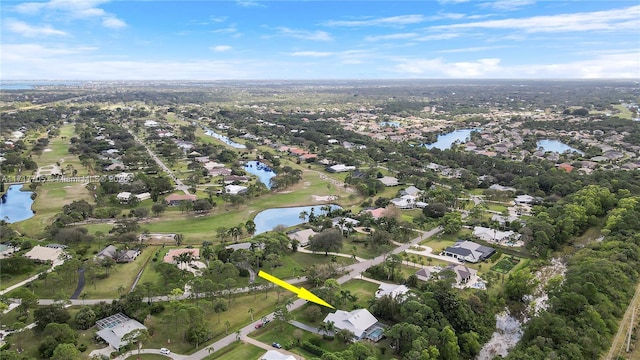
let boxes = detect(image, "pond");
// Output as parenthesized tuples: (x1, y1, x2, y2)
(243, 161, 277, 189)
(0, 184, 36, 223)
(253, 204, 342, 235)
(423, 129, 479, 150)
(536, 139, 584, 154)
(204, 128, 246, 149)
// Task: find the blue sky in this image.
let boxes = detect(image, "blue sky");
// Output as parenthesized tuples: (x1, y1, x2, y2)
(1, 0, 639, 80)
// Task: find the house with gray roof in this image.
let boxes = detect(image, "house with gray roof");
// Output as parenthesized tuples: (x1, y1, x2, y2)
(323, 309, 378, 341)
(442, 240, 495, 263)
(95, 313, 147, 350)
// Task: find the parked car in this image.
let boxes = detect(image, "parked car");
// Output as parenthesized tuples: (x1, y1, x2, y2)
(255, 322, 264, 329)
(272, 342, 282, 349)
(160, 348, 171, 355)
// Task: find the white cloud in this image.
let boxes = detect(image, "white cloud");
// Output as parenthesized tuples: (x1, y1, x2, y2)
(289, 51, 334, 57)
(13, 0, 127, 29)
(429, 5, 640, 33)
(276, 27, 333, 41)
(415, 33, 461, 41)
(479, 0, 536, 11)
(211, 45, 232, 52)
(210, 16, 228, 23)
(392, 52, 640, 78)
(437, 45, 508, 53)
(5, 19, 67, 37)
(438, 0, 470, 4)
(323, 15, 427, 27)
(365, 33, 419, 42)
(102, 17, 126, 29)
(236, 0, 265, 8)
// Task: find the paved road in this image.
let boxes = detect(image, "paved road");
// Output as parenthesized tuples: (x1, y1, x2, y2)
(0, 259, 65, 296)
(127, 129, 190, 195)
(289, 320, 323, 335)
(37, 227, 443, 359)
(70, 269, 85, 299)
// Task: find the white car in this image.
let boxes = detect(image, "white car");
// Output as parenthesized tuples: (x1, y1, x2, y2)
(160, 348, 171, 355)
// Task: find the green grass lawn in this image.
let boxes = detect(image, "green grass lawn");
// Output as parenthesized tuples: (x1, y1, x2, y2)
(125, 355, 171, 360)
(340, 279, 380, 308)
(485, 202, 508, 213)
(144, 289, 295, 355)
(269, 252, 355, 280)
(612, 104, 634, 120)
(252, 322, 351, 359)
(203, 341, 262, 360)
(0, 263, 49, 291)
(490, 256, 521, 274)
(13, 181, 93, 237)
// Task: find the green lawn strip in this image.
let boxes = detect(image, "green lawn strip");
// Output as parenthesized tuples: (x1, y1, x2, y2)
(485, 202, 508, 212)
(342, 238, 385, 259)
(203, 341, 263, 360)
(490, 256, 521, 274)
(0, 308, 33, 327)
(145, 290, 294, 354)
(402, 254, 450, 269)
(251, 322, 351, 358)
(612, 104, 633, 119)
(0, 263, 49, 291)
(269, 252, 355, 280)
(125, 355, 171, 360)
(34, 124, 88, 176)
(13, 182, 93, 237)
(420, 237, 456, 253)
(85, 246, 159, 299)
(339, 279, 379, 309)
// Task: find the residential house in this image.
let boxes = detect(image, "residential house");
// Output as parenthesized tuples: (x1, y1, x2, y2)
(323, 309, 379, 341)
(135, 192, 151, 201)
(225, 184, 248, 195)
(163, 248, 200, 264)
(362, 207, 386, 219)
(165, 193, 197, 206)
(331, 217, 360, 230)
(224, 175, 249, 184)
(442, 240, 495, 263)
(515, 194, 536, 204)
(116, 192, 132, 203)
(442, 264, 478, 286)
(389, 195, 417, 209)
(375, 283, 410, 300)
(326, 164, 356, 173)
(96, 245, 140, 263)
(95, 313, 147, 350)
(400, 186, 422, 196)
(557, 163, 574, 173)
(415, 268, 432, 281)
(261, 350, 296, 360)
(473, 226, 521, 244)
(490, 214, 521, 226)
(378, 176, 399, 187)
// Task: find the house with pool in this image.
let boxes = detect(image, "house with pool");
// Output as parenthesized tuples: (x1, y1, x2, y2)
(323, 309, 384, 342)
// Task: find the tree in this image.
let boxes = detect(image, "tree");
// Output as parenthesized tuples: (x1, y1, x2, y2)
(151, 202, 166, 216)
(100, 256, 116, 275)
(51, 343, 81, 360)
(224, 319, 231, 335)
(11, 287, 38, 316)
(319, 320, 336, 335)
(75, 306, 97, 330)
(245, 219, 256, 236)
(174, 233, 184, 246)
(121, 328, 150, 359)
(335, 328, 355, 343)
(309, 228, 343, 256)
(440, 212, 462, 234)
(438, 326, 460, 360)
(33, 304, 70, 332)
(248, 307, 255, 321)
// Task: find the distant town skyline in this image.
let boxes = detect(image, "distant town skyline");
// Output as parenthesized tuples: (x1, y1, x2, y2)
(1, 0, 639, 80)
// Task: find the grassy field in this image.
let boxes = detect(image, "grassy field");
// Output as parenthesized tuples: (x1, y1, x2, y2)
(13, 181, 93, 237)
(123, 353, 171, 360)
(203, 341, 262, 360)
(0, 262, 49, 291)
(612, 104, 634, 120)
(340, 279, 380, 308)
(490, 256, 521, 274)
(251, 322, 351, 359)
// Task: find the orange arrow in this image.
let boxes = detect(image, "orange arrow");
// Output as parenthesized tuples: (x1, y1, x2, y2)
(258, 270, 334, 309)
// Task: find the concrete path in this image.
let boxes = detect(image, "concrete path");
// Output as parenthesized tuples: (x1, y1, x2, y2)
(289, 320, 323, 335)
(70, 269, 85, 299)
(114, 347, 189, 360)
(297, 247, 366, 262)
(242, 337, 304, 359)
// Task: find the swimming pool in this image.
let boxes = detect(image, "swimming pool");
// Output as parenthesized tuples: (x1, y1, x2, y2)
(366, 327, 384, 341)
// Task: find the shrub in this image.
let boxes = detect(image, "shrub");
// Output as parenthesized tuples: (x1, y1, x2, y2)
(308, 337, 322, 346)
(322, 334, 335, 341)
(301, 341, 325, 356)
(78, 343, 87, 352)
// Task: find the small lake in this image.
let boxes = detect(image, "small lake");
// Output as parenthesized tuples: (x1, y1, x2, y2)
(244, 161, 277, 189)
(0, 185, 36, 223)
(253, 204, 342, 235)
(204, 129, 246, 149)
(537, 139, 584, 155)
(423, 129, 479, 150)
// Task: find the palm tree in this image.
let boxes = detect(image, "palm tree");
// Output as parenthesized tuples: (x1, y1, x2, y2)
(298, 210, 308, 222)
(201, 246, 214, 266)
(174, 233, 184, 246)
(245, 220, 256, 236)
(248, 307, 255, 321)
(224, 320, 231, 335)
(80, 292, 87, 305)
(319, 320, 335, 335)
(117, 284, 126, 296)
